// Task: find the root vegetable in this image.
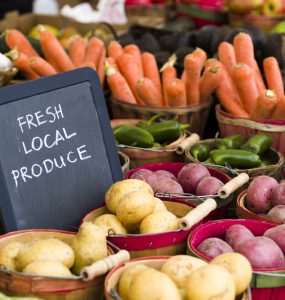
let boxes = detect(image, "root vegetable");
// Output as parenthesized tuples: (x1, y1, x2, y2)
(151, 178, 183, 194)
(93, 214, 127, 235)
(0, 242, 23, 271)
(196, 176, 224, 196)
(267, 205, 285, 223)
(270, 184, 285, 206)
(225, 224, 254, 249)
(130, 169, 157, 185)
(153, 197, 167, 212)
(154, 170, 177, 181)
(197, 237, 233, 259)
(264, 224, 285, 254)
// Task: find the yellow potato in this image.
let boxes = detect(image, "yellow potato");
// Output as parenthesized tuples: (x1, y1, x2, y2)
(128, 268, 182, 300)
(71, 222, 107, 275)
(16, 239, 74, 271)
(116, 191, 155, 225)
(210, 252, 252, 296)
(140, 211, 179, 234)
(23, 260, 73, 277)
(161, 255, 207, 288)
(0, 242, 23, 271)
(119, 264, 148, 299)
(124, 222, 141, 234)
(105, 179, 153, 213)
(185, 264, 235, 300)
(94, 214, 127, 235)
(153, 197, 167, 213)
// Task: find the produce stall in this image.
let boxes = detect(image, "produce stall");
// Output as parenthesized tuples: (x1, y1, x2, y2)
(1, 0, 285, 299)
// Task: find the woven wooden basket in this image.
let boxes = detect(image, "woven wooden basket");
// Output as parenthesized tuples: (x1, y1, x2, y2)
(216, 104, 285, 158)
(185, 138, 285, 181)
(110, 96, 212, 137)
(0, 229, 114, 300)
(82, 199, 201, 259)
(187, 219, 285, 300)
(104, 256, 251, 300)
(236, 190, 285, 224)
(118, 151, 130, 175)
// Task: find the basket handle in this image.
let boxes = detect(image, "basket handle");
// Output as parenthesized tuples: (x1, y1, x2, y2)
(80, 250, 130, 281)
(178, 198, 217, 231)
(176, 133, 200, 154)
(218, 173, 249, 199)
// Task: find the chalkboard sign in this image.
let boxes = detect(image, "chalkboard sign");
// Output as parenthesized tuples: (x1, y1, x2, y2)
(0, 68, 123, 232)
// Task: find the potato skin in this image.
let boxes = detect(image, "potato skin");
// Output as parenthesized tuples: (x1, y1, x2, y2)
(105, 179, 153, 213)
(0, 242, 23, 271)
(130, 169, 157, 186)
(154, 170, 177, 181)
(94, 214, 127, 235)
(246, 175, 278, 213)
(225, 224, 254, 249)
(267, 205, 285, 223)
(161, 255, 207, 288)
(153, 197, 167, 213)
(264, 224, 285, 254)
(210, 252, 252, 296)
(197, 238, 233, 259)
(140, 211, 179, 234)
(118, 264, 148, 299)
(16, 238, 74, 271)
(116, 191, 155, 225)
(23, 260, 73, 277)
(151, 178, 183, 194)
(271, 184, 285, 206)
(196, 176, 224, 196)
(128, 268, 182, 300)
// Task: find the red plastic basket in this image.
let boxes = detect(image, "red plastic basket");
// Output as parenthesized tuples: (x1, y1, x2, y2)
(187, 219, 285, 300)
(125, 161, 234, 220)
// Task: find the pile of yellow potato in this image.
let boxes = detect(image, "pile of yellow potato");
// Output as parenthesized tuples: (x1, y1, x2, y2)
(117, 252, 252, 300)
(95, 179, 179, 235)
(0, 222, 108, 277)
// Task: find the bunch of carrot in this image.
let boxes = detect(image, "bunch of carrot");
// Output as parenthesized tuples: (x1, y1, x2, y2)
(4, 28, 106, 85)
(210, 32, 285, 119)
(106, 41, 210, 108)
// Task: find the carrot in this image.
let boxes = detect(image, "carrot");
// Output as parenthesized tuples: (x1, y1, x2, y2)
(6, 48, 39, 80)
(215, 66, 249, 118)
(218, 41, 236, 74)
(40, 30, 75, 72)
(135, 77, 163, 107)
(250, 90, 277, 120)
(117, 53, 145, 105)
(84, 36, 104, 69)
(68, 35, 86, 68)
(263, 57, 284, 99)
(124, 44, 143, 77)
(82, 62, 96, 70)
(166, 79, 187, 107)
(271, 96, 285, 119)
(106, 57, 118, 70)
(199, 66, 223, 103)
(181, 70, 186, 85)
(5, 29, 39, 58)
(30, 56, 57, 77)
(97, 47, 106, 85)
(141, 52, 162, 100)
(108, 41, 123, 62)
(161, 54, 177, 107)
(233, 32, 265, 93)
(231, 63, 259, 114)
(105, 62, 137, 104)
(184, 48, 207, 105)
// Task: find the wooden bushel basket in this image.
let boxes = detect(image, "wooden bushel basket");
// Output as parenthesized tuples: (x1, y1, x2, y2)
(104, 256, 251, 300)
(110, 96, 212, 137)
(118, 151, 130, 175)
(216, 104, 285, 158)
(0, 229, 116, 300)
(185, 139, 285, 181)
(187, 219, 285, 300)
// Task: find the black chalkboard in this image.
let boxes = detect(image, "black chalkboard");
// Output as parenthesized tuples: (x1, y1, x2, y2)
(0, 68, 123, 232)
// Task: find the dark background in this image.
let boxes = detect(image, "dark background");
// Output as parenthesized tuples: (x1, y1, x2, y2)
(0, 0, 33, 18)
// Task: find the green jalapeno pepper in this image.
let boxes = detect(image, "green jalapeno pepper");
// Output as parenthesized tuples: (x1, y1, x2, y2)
(259, 160, 272, 167)
(211, 149, 261, 168)
(190, 143, 213, 162)
(216, 134, 245, 150)
(113, 125, 154, 148)
(241, 133, 273, 155)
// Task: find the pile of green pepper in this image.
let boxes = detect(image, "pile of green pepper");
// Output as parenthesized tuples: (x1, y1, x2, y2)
(190, 133, 273, 169)
(113, 115, 189, 148)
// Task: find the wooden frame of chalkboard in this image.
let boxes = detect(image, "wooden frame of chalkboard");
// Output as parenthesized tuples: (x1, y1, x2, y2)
(0, 67, 123, 232)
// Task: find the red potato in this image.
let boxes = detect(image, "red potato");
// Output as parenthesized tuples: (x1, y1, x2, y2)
(267, 205, 285, 223)
(225, 224, 254, 249)
(197, 238, 233, 259)
(151, 178, 183, 194)
(177, 163, 210, 194)
(271, 184, 285, 206)
(264, 224, 285, 254)
(130, 169, 157, 186)
(196, 176, 224, 196)
(246, 175, 278, 213)
(154, 170, 177, 181)
(236, 236, 285, 269)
